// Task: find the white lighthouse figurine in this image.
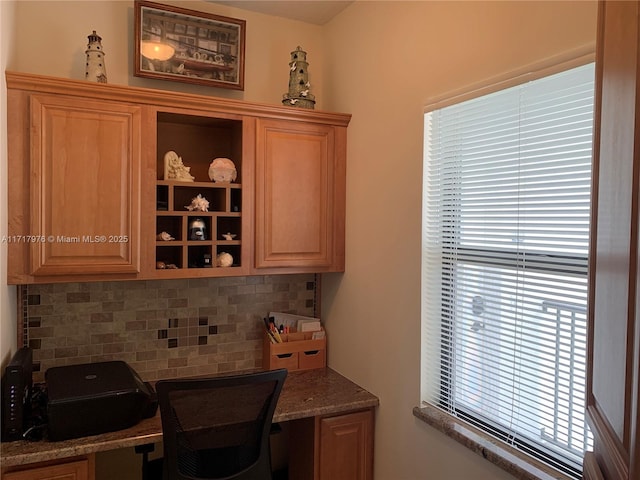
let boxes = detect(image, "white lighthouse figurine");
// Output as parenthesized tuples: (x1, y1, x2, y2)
(85, 31, 107, 83)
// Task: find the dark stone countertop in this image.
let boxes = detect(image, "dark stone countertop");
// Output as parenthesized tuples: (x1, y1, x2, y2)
(1, 368, 379, 467)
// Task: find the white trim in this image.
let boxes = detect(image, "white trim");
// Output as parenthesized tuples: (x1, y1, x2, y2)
(424, 44, 596, 113)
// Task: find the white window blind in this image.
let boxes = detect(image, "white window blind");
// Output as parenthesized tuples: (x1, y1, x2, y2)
(421, 63, 595, 477)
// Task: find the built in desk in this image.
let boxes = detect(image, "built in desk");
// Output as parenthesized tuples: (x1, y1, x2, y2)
(1, 368, 379, 479)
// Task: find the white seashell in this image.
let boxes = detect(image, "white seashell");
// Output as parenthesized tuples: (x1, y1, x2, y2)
(208, 157, 237, 183)
(216, 252, 233, 267)
(185, 194, 210, 212)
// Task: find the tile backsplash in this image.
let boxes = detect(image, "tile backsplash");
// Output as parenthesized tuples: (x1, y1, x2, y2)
(22, 274, 317, 383)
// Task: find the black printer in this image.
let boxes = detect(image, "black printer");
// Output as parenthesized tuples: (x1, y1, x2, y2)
(45, 361, 157, 441)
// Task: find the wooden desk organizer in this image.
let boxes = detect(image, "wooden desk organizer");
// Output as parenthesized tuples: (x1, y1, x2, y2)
(263, 330, 326, 371)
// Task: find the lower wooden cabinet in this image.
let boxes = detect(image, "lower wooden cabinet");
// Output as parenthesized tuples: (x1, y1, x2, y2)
(2, 455, 95, 480)
(289, 408, 374, 480)
(317, 409, 374, 480)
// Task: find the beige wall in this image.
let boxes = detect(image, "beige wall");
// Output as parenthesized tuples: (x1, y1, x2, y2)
(9, 0, 326, 107)
(1, 1, 598, 479)
(321, 1, 597, 479)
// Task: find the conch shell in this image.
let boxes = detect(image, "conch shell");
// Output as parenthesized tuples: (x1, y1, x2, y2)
(185, 194, 210, 212)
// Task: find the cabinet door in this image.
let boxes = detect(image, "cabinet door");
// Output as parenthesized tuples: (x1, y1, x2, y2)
(585, 1, 640, 479)
(255, 119, 345, 271)
(3, 458, 92, 480)
(317, 409, 374, 480)
(29, 94, 141, 276)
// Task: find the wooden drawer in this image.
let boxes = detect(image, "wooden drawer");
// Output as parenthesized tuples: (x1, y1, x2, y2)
(270, 351, 299, 370)
(299, 348, 326, 370)
(263, 331, 326, 371)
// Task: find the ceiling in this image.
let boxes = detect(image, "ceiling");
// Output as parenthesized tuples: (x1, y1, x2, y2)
(209, 1, 353, 25)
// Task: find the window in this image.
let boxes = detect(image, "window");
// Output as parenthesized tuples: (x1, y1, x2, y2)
(421, 62, 595, 477)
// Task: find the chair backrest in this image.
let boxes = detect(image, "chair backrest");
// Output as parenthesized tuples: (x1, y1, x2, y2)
(155, 369, 287, 480)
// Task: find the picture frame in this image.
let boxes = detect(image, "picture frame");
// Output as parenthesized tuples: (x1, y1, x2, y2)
(134, 0, 245, 90)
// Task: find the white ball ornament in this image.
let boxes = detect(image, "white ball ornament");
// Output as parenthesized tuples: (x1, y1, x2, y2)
(216, 252, 233, 267)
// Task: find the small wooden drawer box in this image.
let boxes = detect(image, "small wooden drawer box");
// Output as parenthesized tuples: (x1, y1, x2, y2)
(263, 331, 326, 371)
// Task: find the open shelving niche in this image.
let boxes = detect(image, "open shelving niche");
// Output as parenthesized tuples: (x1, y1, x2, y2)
(154, 111, 243, 273)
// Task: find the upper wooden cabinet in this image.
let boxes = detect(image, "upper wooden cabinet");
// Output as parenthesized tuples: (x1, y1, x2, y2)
(28, 94, 141, 277)
(7, 84, 142, 284)
(5, 72, 350, 283)
(254, 119, 346, 272)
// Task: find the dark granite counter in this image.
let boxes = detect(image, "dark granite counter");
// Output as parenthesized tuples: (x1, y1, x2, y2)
(1, 368, 378, 468)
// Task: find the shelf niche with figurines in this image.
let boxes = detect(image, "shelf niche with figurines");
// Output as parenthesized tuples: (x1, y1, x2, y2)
(154, 111, 244, 275)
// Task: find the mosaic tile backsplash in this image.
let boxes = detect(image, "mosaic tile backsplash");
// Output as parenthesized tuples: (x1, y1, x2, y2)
(22, 275, 317, 383)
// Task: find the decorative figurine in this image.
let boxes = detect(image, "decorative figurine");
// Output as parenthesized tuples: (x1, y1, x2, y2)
(208, 158, 237, 183)
(185, 194, 210, 212)
(282, 46, 315, 109)
(156, 261, 178, 269)
(188, 218, 207, 240)
(222, 232, 236, 240)
(216, 252, 233, 267)
(156, 231, 175, 241)
(164, 151, 195, 182)
(85, 31, 107, 83)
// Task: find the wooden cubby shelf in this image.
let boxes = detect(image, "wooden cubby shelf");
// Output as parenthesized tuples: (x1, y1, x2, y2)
(155, 111, 244, 274)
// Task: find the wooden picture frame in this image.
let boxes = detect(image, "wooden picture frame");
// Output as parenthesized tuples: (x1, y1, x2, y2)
(134, 0, 245, 90)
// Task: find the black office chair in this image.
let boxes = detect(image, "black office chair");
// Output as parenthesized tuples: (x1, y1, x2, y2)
(144, 369, 287, 480)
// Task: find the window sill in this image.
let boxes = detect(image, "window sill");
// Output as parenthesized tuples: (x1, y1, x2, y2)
(412, 404, 575, 480)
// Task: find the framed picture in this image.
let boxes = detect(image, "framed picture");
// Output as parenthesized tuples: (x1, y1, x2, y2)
(134, 0, 245, 90)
